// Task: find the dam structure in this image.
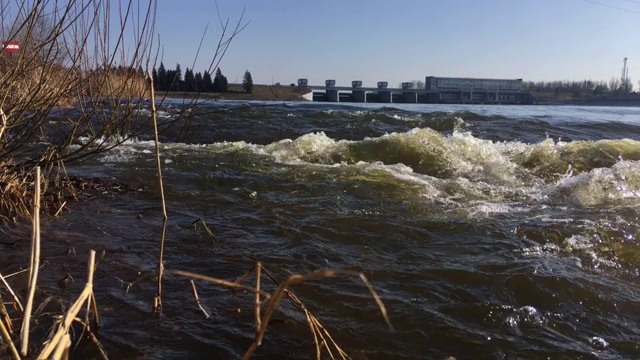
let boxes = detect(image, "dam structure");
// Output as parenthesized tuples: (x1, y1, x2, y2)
(301, 76, 536, 105)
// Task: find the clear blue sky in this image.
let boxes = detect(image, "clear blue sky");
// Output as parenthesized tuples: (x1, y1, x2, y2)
(155, 0, 640, 88)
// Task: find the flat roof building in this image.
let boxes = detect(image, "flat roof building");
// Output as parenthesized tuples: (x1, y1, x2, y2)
(425, 76, 523, 92)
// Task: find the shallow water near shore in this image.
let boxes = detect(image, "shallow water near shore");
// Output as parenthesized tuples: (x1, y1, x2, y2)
(4, 101, 640, 359)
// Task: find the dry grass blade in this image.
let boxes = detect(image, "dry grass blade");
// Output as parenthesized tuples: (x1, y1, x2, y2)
(190, 280, 210, 319)
(37, 250, 96, 360)
(170, 270, 271, 299)
(357, 273, 393, 330)
(20, 166, 41, 356)
(191, 217, 218, 244)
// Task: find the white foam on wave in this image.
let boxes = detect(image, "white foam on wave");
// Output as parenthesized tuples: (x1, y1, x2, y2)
(518, 232, 622, 271)
(84, 128, 640, 215)
(459, 202, 532, 218)
(552, 160, 640, 206)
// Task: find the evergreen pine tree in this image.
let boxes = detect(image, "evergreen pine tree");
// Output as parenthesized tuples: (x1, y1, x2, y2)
(242, 70, 253, 93)
(152, 67, 159, 90)
(221, 73, 228, 92)
(213, 68, 226, 92)
(195, 72, 203, 92)
(202, 70, 213, 92)
(157, 62, 167, 91)
(174, 63, 182, 91)
(184, 68, 196, 92)
(166, 69, 176, 90)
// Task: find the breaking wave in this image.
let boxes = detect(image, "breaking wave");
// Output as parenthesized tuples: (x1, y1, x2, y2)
(94, 127, 640, 211)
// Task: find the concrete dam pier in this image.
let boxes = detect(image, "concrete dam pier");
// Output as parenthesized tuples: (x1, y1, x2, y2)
(301, 76, 536, 105)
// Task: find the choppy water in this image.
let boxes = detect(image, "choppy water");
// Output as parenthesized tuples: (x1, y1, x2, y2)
(4, 101, 640, 359)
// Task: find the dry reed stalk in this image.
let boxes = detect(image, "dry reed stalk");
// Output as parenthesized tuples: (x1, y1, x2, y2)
(0, 272, 24, 313)
(0, 107, 7, 143)
(190, 280, 210, 319)
(148, 72, 168, 316)
(250, 269, 393, 353)
(50, 333, 71, 360)
(0, 300, 12, 333)
(53, 201, 67, 217)
(259, 267, 348, 360)
(303, 309, 321, 359)
(308, 312, 348, 360)
(176, 264, 391, 359)
(0, 315, 20, 360)
(37, 250, 96, 360)
(90, 293, 100, 331)
(245, 266, 349, 360)
(242, 268, 393, 359)
(254, 263, 262, 339)
(20, 166, 41, 356)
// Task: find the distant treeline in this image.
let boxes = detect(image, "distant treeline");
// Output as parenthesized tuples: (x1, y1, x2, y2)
(103, 63, 255, 94)
(150, 62, 229, 92)
(523, 77, 635, 96)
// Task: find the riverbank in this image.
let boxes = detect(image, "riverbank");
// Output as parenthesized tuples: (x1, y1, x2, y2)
(164, 83, 311, 101)
(539, 98, 640, 107)
(533, 91, 640, 107)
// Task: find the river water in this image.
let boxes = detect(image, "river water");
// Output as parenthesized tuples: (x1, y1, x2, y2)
(3, 101, 640, 359)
